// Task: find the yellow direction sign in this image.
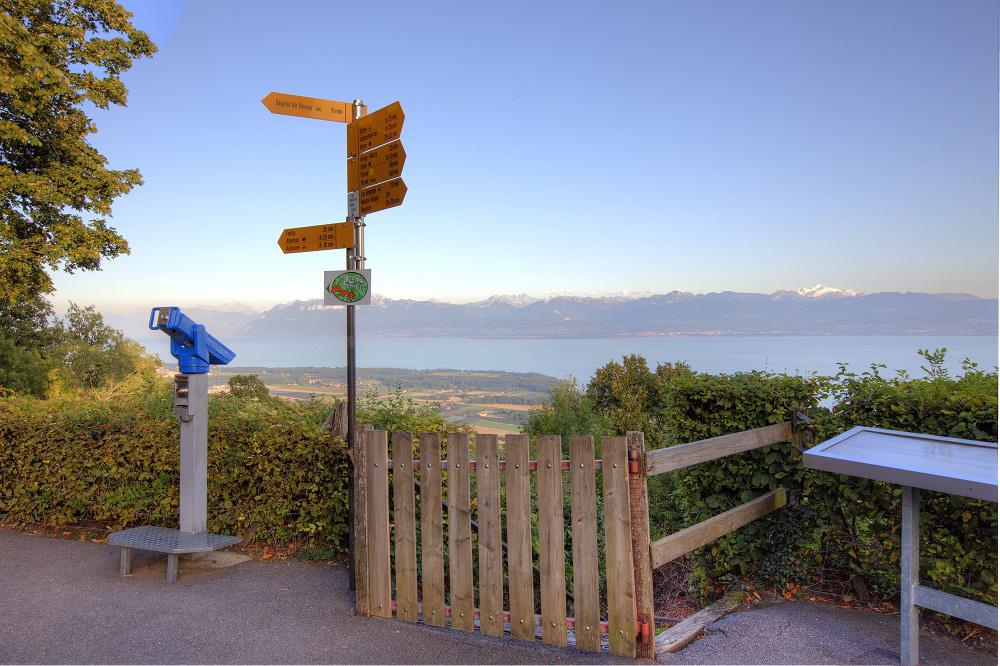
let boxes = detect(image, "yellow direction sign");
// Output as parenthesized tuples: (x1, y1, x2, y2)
(347, 101, 404, 157)
(347, 139, 406, 191)
(278, 221, 355, 254)
(262, 92, 356, 123)
(358, 178, 407, 215)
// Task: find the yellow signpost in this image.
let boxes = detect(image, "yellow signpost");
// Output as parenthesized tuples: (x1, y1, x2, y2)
(347, 101, 405, 157)
(277, 221, 355, 254)
(358, 178, 407, 215)
(347, 139, 406, 191)
(261, 92, 358, 123)
(265, 94, 406, 594)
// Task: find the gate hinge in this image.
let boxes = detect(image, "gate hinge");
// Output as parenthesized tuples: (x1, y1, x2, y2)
(637, 620, 650, 639)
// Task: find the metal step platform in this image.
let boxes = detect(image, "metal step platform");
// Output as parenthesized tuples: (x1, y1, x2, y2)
(109, 525, 242, 582)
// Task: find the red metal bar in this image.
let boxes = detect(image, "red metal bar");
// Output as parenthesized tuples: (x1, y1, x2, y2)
(387, 459, 605, 471)
(389, 599, 638, 637)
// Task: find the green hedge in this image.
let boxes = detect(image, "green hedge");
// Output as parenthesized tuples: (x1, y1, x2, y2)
(583, 352, 998, 613)
(0, 381, 351, 549)
(808, 356, 998, 608)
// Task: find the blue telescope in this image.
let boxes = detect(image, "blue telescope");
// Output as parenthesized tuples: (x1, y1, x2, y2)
(148, 307, 236, 374)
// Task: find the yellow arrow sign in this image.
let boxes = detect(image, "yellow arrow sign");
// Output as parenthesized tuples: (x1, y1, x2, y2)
(347, 101, 404, 157)
(278, 221, 355, 254)
(262, 92, 355, 123)
(347, 139, 406, 191)
(358, 178, 407, 215)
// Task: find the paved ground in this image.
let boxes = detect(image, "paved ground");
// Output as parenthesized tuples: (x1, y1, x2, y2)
(1, 528, 994, 664)
(657, 601, 994, 665)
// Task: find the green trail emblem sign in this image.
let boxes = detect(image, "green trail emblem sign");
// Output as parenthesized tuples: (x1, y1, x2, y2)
(324, 269, 371, 306)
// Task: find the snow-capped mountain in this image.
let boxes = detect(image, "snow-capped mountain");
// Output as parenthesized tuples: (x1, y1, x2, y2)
(791, 284, 862, 298)
(233, 289, 997, 338)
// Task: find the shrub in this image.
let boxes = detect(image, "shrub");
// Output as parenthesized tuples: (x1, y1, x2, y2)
(0, 380, 351, 550)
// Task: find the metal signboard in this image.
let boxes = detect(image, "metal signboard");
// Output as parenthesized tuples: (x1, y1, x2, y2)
(278, 221, 355, 254)
(347, 101, 404, 157)
(347, 139, 406, 191)
(261, 92, 357, 123)
(324, 269, 372, 306)
(358, 178, 407, 215)
(803, 426, 998, 501)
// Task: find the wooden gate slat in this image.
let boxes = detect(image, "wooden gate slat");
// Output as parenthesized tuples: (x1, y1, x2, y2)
(419, 432, 445, 627)
(568, 436, 600, 653)
(476, 434, 504, 636)
(391, 431, 418, 622)
(352, 428, 369, 615)
(366, 430, 392, 619)
(505, 434, 535, 641)
(447, 433, 474, 631)
(537, 435, 568, 647)
(602, 435, 637, 658)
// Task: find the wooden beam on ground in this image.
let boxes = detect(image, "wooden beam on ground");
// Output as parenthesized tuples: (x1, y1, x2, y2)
(655, 591, 744, 654)
(650, 488, 786, 569)
(646, 422, 793, 476)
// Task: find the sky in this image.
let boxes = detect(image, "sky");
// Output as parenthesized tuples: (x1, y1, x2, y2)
(50, 0, 999, 311)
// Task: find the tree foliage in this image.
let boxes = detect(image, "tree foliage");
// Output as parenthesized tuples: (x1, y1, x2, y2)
(0, 0, 155, 302)
(227, 374, 272, 401)
(0, 301, 159, 397)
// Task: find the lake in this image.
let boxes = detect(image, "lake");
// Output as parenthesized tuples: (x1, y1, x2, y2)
(144, 335, 998, 381)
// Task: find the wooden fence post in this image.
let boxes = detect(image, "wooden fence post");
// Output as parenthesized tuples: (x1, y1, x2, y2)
(628, 431, 655, 658)
(367, 429, 392, 618)
(352, 426, 369, 615)
(603, 436, 637, 658)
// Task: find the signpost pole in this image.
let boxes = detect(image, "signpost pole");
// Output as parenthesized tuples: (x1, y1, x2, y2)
(347, 98, 366, 592)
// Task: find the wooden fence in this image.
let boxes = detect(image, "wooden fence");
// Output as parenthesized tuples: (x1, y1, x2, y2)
(352, 423, 796, 659)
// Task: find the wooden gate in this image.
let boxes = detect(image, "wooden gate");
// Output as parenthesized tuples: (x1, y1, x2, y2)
(353, 430, 645, 657)
(352, 424, 795, 659)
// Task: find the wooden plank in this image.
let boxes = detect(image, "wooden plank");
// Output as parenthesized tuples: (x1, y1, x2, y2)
(646, 422, 793, 476)
(602, 436, 636, 658)
(352, 427, 369, 615)
(447, 433, 474, 631)
(537, 435, 568, 647)
(366, 430, 392, 618)
(419, 433, 445, 627)
(476, 434, 504, 637)
(568, 436, 600, 653)
(391, 431, 418, 622)
(650, 488, 787, 569)
(505, 434, 535, 641)
(627, 431, 655, 658)
(656, 591, 743, 653)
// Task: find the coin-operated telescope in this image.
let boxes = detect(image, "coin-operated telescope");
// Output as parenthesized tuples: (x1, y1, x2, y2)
(148, 306, 236, 373)
(108, 307, 240, 582)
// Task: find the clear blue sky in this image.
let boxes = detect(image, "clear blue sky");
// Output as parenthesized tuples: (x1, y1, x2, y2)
(51, 0, 999, 310)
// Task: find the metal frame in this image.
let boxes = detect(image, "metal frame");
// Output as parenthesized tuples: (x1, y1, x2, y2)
(109, 526, 241, 583)
(804, 427, 998, 665)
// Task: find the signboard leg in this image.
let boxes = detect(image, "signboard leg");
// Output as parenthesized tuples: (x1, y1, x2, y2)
(900, 486, 920, 665)
(179, 373, 208, 534)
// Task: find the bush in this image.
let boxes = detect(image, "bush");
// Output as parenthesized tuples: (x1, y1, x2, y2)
(0, 380, 351, 550)
(807, 350, 998, 609)
(548, 351, 997, 614)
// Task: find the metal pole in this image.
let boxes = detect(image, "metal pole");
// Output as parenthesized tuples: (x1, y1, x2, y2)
(900, 486, 920, 665)
(346, 98, 365, 591)
(177, 373, 208, 533)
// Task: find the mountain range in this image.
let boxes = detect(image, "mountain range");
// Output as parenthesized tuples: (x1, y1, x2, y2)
(107, 285, 998, 340)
